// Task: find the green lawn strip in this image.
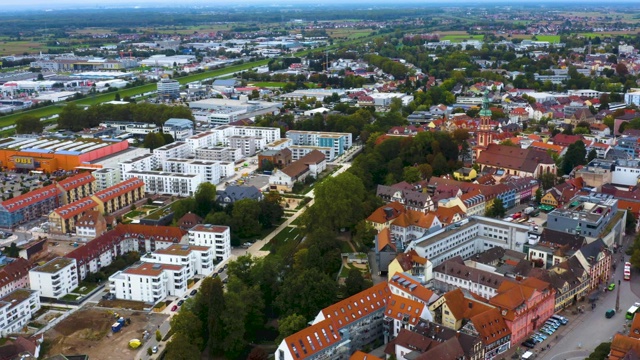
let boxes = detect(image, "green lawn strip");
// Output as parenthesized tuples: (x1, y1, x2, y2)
(261, 226, 301, 251)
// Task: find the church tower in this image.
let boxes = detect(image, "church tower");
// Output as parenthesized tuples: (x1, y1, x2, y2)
(475, 90, 494, 159)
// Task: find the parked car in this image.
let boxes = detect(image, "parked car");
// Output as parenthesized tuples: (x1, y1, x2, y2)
(535, 333, 547, 340)
(171, 305, 178, 312)
(512, 212, 522, 219)
(177, 300, 184, 306)
(190, 289, 197, 296)
(606, 309, 616, 318)
(521, 341, 535, 349)
(152, 346, 158, 354)
(608, 283, 616, 291)
(551, 315, 568, 325)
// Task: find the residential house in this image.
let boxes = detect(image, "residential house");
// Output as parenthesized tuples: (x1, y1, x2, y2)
(109, 262, 187, 302)
(384, 294, 432, 339)
(590, 123, 611, 137)
(367, 202, 405, 232)
(433, 257, 508, 300)
(540, 178, 584, 208)
(0, 258, 31, 298)
(376, 183, 435, 213)
(74, 211, 107, 239)
(390, 210, 442, 249)
(268, 150, 326, 192)
(453, 168, 478, 182)
(434, 206, 465, 226)
(375, 228, 397, 275)
(429, 288, 494, 331)
(388, 272, 438, 306)
(0, 289, 40, 337)
(609, 333, 640, 360)
(488, 278, 555, 344)
(216, 185, 264, 206)
(387, 250, 431, 283)
(463, 308, 512, 360)
(177, 212, 203, 231)
(527, 229, 586, 269)
(574, 238, 612, 291)
(28, 258, 78, 299)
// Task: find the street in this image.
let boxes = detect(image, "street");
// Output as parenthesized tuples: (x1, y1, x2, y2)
(542, 244, 635, 360)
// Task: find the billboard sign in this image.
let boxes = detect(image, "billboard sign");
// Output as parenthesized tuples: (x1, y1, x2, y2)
(12, 156, 35, 169)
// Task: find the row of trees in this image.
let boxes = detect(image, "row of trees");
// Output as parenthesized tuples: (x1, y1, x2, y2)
(57, 102, 193, 131)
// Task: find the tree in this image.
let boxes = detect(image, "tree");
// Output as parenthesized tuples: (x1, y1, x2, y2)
(627, 210, 637, 235)
(155, 330, 162, 342)
(114, 92, 121, 101)
(344, 268, 367, 297)
(231, 199, 262, 238)
(540, 172, 556, 190)
(5, 242, 19, 257)
(171, 198, 197, 221)
(304, 172, 367, 232)
(143, 132, 165, 150)
(403, 166, 421, 183)
(587, 148, 598, 162)
(416, 163, 433, 180)
(147, 347, 153, 356)
(276, 269, 338, 319)
(562, 140, 587, 175)
(15, 115, 43, 134)
(164, 333, 202, 360)
(169, 310, 203, 348)
(221, 291, 247, 358)
(194, 183, 217, 217)
(162, 133, 175, 145)
(277, 314, 308, 343)
(486, 198, 506, 218)
(247, 347, 269, 360)
(535, 188, 543, 204)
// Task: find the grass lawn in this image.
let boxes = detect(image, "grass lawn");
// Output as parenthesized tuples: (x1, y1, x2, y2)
(72, 282, 99, 295)
(261, 226, 302, 252)
(144, 204, 173, 221)
(326, 28, 373, 39)
(250, 81, 287, 88)
(123, 210, 143, 219)
(535, 35, 561, 42)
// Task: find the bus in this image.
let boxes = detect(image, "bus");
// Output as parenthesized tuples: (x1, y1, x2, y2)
(627, 302, 640, 320)
(625, 262, 632, 281)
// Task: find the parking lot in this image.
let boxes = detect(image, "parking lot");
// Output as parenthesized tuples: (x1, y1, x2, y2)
(0, 171, 50, 201)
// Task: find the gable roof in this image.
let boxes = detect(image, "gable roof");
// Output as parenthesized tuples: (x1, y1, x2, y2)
(217, 185, 262, 203)
(433, 205, 464, 225)
(281, 150, 326, 178)
(282, 317, 344, 359)
(416, 337, 465, 360)
(434, 257, 508, 292)
(476, 144, 555, 173)
(321, 282, 390, 329)
(376, 228, 396, 252)
(92, 177, 144, 203)
(350, 351, 383, 360)
(367, 202, 405, 224)
(470, 307, 512, 345)
(0, 258, 31, 291)
(384, 328, 437, 355)
(611, 334, 640, 360)
(52, 197, 98, 220)
(385, 294, 427, 326)
(389, 272, 435, 304)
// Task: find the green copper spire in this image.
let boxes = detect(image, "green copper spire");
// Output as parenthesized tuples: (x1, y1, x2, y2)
(479, 89, 492, 117)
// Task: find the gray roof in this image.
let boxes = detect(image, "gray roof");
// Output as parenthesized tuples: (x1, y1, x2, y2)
(216, 186, 262, 203)
(577, 238, 608, 264)
(212, 79, 237, 87)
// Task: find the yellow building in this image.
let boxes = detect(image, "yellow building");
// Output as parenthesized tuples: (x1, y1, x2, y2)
(387, 250, 432, 282)
(453, 167, 478, 181)
(429, 288, 494, 330)
(48, 177, 145, 234)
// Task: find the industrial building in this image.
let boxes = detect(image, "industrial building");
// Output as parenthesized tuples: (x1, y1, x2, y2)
(0, 136, 129, 173)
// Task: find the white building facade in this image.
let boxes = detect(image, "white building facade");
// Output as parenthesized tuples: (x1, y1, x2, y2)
(0, 289, 40, 336)
(28, 258, 78, 299)
(188, 224, 231, 263)
(122, 170, 202, 197)
(109, 262, 187, 303)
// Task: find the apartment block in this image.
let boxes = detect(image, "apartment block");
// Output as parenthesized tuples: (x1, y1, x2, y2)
(119, 153, 157, 174)
(146, 244, 214, 277)
(122, 170, 202, 197)
(28, 258, 78, 299)
(228, 135, 261, 157)
(153, 141, 191, 165)
(0, 289, 40, 337)
(109, 262, 187, 303)
(188, 224, 231, 263)
(164, 159, 234, 185)
(286, 130, 352, 158)
(163, 118, 194, 141)
(194, 147, 243, 163)
(546, 194, 622, 242)
(92, 167, 122, 191)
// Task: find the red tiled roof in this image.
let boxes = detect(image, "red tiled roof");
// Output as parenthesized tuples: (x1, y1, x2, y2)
(470, 307, 511, 345)
(0, 185, 61, 213)
(385, 294, 426, 326)
(283, 318, 343, 359)
(0, 258, 31, 291)
(377, 228, 395, 252)
(57, 173, 95, 191)
(321, 282, 390, 328)
(93, 177, 144, 202)
(350, 351, 383, 360)
(67, 224, 186, 266)
(53, 197, 99, 220)
(389, 272, 435, 304)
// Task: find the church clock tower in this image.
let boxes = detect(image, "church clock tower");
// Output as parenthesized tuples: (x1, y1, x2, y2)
(475, 90, 494, 159)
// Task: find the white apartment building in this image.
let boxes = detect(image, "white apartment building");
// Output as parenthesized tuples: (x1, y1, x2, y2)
(164, 159, 235, 184)
(122, 170, 202, 197)
(0, 289, 40, 336)
(109, 262, 187, 303)
(119, 154, 157, 174)
(228, 136, 259, 157)
(92, 167, 122, 191)
(153, 141, 192, 165)
(406, 216, 529, 267)
(28, 258, 78, 299)
(213, 125, 280, 145)
(267, 138, 292, 150)
(289, 145, 338, 162)
(187, 131, 219, 152)
(286, 130, 352, 159)
(146, 244, 215, 277)
(100, 121, 159, 138)
(188, 224, 231, 263)
(194, 147, 243, 163)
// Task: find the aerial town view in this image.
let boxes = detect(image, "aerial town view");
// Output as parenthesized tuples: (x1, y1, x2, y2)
(3, 0, 640, 359)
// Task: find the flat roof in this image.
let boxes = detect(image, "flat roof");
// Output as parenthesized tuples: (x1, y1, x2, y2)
(0, 289, 36, 310)
(190, 224, 229, 233)
(155, 244, 210, 256)
(33, 257, 73, 273)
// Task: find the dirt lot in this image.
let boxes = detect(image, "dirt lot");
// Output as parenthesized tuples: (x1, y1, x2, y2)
(45, 307, 167, 360)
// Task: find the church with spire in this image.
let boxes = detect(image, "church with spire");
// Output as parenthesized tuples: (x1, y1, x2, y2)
(474, 90, 497, 159)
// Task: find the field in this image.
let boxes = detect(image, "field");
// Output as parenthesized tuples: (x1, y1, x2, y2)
(326, 28, 374, 40)
(534, 35, 562, 43)
(438, 32, 484, 42)
(0, 40, 48, 55)
(44, 307, 167, 360)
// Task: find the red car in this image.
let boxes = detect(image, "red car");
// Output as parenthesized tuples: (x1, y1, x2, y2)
(512, 212, 522, 220)
(171, 305, 178, 312)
